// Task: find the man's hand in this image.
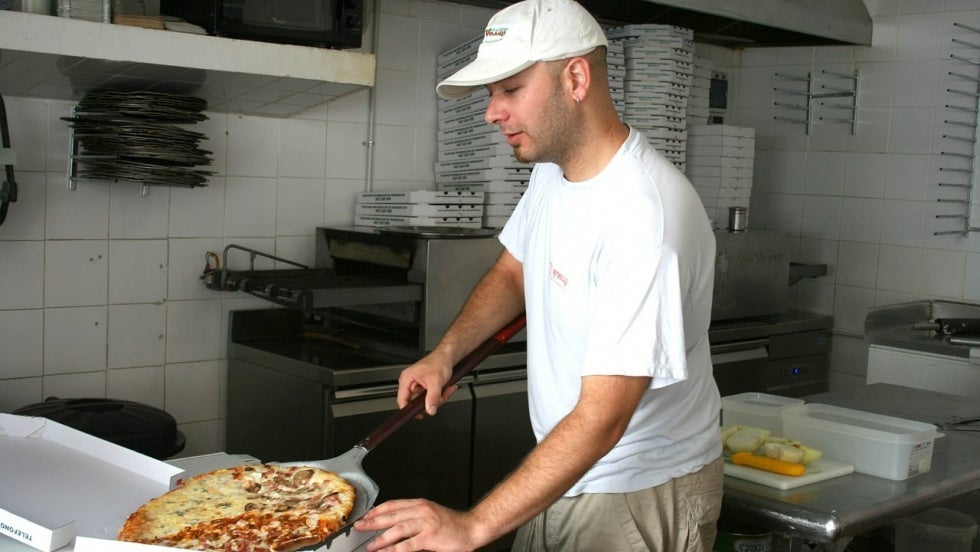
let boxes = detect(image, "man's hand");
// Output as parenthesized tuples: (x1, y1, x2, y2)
(354, 499, 486, 552)
(396, 350, 456, 416)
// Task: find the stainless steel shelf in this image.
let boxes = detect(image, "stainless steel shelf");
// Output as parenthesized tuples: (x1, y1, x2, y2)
(0, 11, 375, 117)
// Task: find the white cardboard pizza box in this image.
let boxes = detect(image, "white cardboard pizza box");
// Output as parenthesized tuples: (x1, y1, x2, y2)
(0, 413, 184, 552)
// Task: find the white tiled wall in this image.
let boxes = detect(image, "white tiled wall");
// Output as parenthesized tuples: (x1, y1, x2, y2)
(0, 0, 493, 457)
(731, 0, 980, 389)
(4, 0, 980, 456)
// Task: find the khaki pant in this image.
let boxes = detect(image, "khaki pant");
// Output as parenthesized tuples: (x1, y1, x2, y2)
(511, 456, 724, 552)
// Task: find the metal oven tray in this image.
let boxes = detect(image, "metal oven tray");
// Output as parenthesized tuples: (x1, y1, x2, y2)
(221, 268, 422, 312)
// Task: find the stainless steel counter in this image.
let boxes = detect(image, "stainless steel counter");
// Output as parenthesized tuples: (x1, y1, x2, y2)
(721, 383, 980, 544)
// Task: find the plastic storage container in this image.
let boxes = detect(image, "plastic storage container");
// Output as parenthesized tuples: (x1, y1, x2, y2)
(781, 403, 940, 480)
(721, 392, 804, 434)
(895, 507, 977, 552)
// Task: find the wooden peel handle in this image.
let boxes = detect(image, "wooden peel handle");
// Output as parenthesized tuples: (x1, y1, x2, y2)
(356, 313, 528, 452)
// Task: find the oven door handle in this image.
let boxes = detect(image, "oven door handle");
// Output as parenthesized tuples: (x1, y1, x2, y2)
(710, 338, 770, 364)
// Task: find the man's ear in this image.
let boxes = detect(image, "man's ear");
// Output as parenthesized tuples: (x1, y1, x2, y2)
(564, 56, 592, 102)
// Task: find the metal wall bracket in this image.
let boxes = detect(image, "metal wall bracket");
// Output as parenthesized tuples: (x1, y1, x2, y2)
(937, 21, 980, 236)
(773, 70, 860, 135)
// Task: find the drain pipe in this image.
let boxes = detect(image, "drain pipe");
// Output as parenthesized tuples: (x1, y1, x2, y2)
(363, 0, 381, 192)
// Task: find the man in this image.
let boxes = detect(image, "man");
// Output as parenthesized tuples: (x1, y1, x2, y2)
(353, 0, 722, 550)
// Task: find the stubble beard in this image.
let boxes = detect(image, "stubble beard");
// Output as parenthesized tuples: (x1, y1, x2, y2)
(511, 84, 578, 166)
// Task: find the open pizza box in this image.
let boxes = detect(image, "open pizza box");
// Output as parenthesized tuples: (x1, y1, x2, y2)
(0, 413, 184, 552)
(0, 412, 375, 552)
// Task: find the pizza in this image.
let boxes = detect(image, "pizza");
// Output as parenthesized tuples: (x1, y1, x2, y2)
(118, 464, 356, 552)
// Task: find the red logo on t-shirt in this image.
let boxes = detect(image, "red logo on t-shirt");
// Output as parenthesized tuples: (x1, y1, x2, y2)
(550, 262, 568, 288)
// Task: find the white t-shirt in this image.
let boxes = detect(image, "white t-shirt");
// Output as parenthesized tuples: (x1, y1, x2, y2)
(499, 126, 722, 496)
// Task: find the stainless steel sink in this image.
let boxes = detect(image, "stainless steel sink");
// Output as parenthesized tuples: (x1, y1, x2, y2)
(865, 300, 980, 358)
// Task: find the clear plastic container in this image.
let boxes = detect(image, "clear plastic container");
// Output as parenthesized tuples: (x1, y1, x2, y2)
(895, 507, 977, 552)
(721, 392, 803, 434)
(781, 403, 940, 480)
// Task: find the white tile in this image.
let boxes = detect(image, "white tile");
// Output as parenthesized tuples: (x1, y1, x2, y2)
(0, 377, 42, 412)
(855, 16, 897, 62)
(43, 306, 107, 374)
(221, 237, 276, 271)
(378, 13, 420, 71)
(804, 152, 845, 195)
(325, 121, 369, 180)
(883, 153, 930, 200)
(828, 335, 869, 378)
(854, 62, 894, 108)
(776, 48, 815, 66)
(226, 115, 279, 177)
(737, 67, 776, 109)
(874, 289, 919, 307)
(764, 151, 806, 194)
(420, 17, 469, 68)
(278, 118, 327, 178)
(414, 127, 437, 182)
(198, 112, 229, 177)
(965, 253, 980, 301)
(837, 241, 879, 287)
(0, 309, 43, 379)
(843, 152, 886, 198)
(891, 61, 939, 107)
(174, 419, 222, 458)
(169, 177, 226, 238)
(896, 13, 944, 61)
(0, 169, 46, 240)
(887, 108, 935, 154)
(324, 179, 366, 227)
(797, 238, 838, 282)
(166, 299, 222, 363)
(763, 193, 804, 234)
(919, 249, 966, 298)
(847, 107, 891, 153)
(276, 178, 324, 236)
(107, 365, 165, 408)
(47, 100, 73, 172)
(832, 285, 876, 333)
(274, 235, 316, 267)
(44, 240, 108, 308)
(372, 124, 419, 182)
(375, 69, 422, 127)
(325, 87, 371, 125)
(877, 245, 922, 292)
(801, 196, 842, 240)
(0, 242, 43, 309)
(168, 238, 224, 300)
(109, 182, 170, 239)
(880, 199, 926, 246)
(45, 174, 109, 239)
(43, 371, 107, 399)
(108, 303, 166, 369)
(840, 197, 883, 242)
(793, 279, 835, 315)
(6, 97, 47, 172)
(898, 0, 944, 15)
(109, 240, 168, 304)
(165, 360, 220, 423)
(225, 176, 276, 237)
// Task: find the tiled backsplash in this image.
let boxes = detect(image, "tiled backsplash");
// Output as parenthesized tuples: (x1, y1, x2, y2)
(1, 0, 980, 457)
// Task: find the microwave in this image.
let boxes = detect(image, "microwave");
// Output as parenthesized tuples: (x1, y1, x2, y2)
(160, 0, 363, 49)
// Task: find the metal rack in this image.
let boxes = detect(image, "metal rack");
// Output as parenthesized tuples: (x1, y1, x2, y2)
(773, 70, 859, 135)
(937, 22, 980, 236)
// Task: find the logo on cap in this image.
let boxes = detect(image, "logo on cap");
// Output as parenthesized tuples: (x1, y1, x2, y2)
(484, 26, 507, 42)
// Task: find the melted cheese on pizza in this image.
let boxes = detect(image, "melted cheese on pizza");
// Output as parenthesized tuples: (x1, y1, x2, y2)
(118, 465, 356, 552)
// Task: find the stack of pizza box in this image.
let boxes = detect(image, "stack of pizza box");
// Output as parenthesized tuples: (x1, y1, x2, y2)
(435, 36, 532, 227)
(687, 56, 712, 126)
(481, 190, 524, 229)
(685, 124, 755, 226)
(354, 190, 485, 229)
(606, 24, 694, 173)
(607, 39, 626, 117)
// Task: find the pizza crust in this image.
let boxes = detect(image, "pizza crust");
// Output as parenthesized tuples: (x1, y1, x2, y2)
(118, 464, 356, 552)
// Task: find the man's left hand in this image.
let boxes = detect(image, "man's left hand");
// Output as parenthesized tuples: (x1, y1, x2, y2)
(354, 499, 483, 552)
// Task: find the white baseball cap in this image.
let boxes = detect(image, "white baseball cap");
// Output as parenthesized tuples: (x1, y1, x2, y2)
(436, 0, 608, 99)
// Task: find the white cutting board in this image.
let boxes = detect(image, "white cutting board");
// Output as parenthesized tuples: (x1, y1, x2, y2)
(724, 457, 854, 490)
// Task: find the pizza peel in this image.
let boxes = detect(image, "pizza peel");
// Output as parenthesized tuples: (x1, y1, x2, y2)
(281, 313, 527, 548)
